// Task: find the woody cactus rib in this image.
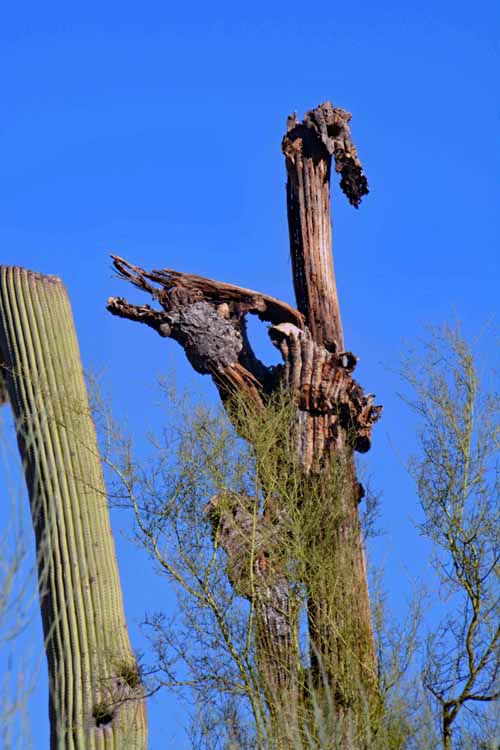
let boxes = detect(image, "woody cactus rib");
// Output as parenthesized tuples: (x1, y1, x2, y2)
(283, 104, 379, 721)
(0, 267, 147, 749)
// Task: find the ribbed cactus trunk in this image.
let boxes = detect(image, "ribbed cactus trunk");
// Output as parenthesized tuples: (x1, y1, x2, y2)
(0, 267, 147, 749)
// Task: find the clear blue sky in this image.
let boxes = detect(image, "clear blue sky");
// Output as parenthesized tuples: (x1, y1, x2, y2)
(1, 1, 499, 747)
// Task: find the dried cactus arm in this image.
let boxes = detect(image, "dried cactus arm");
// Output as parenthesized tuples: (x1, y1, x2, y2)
(0, 267, 147, 749)
(108, 256, 292, 406)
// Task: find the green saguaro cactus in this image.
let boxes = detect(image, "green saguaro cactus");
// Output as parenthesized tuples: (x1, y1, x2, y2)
(0, 267, 147, 749)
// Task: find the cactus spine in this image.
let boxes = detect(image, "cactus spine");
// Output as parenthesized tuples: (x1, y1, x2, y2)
(0, 267, 147, 749)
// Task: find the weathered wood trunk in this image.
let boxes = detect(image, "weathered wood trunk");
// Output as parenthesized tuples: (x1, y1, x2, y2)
(107, 101, 381, 744)
(282, 104, 377, 714)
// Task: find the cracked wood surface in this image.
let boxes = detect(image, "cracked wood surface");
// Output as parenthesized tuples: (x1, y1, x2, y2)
(270, 323, 381, 462)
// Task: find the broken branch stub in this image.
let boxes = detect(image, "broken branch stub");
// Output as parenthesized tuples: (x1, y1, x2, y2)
(108, 255, 308, 408)
(285, 102, 369, 208)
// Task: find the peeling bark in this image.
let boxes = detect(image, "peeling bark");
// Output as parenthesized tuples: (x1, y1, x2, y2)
(107, 257, 291, 408)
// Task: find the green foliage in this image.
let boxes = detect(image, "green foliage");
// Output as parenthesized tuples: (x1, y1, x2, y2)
(102, 383, 414, 748)
(400, 325, 500, 750)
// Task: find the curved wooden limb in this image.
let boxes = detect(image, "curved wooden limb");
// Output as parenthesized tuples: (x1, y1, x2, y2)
(110, 255, 305, 328)
(108, 258, 283, 407)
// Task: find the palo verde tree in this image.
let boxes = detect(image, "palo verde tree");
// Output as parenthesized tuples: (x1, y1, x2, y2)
(107, 102, 383, 746)
(0, 267, 147, 749)
(400, 326, 500, 750)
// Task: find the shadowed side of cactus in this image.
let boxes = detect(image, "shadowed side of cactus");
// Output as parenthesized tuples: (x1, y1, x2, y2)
(0, 267, 147, 749)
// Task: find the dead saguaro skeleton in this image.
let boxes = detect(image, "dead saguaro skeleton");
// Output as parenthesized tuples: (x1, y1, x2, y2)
(107, 101, 382, 731)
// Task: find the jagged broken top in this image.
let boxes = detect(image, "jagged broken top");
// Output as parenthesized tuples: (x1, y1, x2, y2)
(283, 101, 369, 208)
